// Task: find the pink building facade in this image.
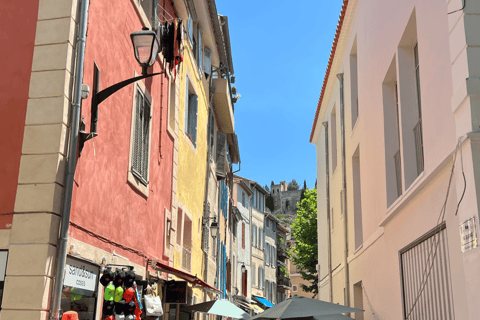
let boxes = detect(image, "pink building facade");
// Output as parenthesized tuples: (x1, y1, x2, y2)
(311, 0, 480, 319)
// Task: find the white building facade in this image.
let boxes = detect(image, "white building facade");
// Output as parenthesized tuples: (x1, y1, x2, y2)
(310, 0, 480, 319)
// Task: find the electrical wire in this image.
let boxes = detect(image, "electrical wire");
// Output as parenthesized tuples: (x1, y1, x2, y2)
(448, 0, 466, 14)
(361, 282, 379, 320)
(405, 139, 463, 319)
(455, 142, 466, 215)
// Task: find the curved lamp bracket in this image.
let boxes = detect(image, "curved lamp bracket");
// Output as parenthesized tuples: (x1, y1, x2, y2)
(79, 71, 165, 154)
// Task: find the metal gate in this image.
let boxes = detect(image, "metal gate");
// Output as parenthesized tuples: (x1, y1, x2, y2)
(400, 223, 455, 319)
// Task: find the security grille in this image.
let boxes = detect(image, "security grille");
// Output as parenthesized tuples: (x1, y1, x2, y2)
(132, 87, 151, 186)
(414, 119, 424, 175)
(400, 224, 454, 320)
(182, 246, 191, 272)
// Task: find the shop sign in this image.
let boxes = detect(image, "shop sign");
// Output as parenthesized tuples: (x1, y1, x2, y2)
(460, 216, 478, 253)
(63, 257, 99, 296)
(165, 281, 187, 304)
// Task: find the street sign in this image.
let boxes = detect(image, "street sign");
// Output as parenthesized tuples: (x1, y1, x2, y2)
(460, 216, 478, 253)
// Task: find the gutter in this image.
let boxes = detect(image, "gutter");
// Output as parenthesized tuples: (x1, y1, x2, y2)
(50, 0, 89, 318)
(337, 73, 350, 311)
(322, 121, 333, 303)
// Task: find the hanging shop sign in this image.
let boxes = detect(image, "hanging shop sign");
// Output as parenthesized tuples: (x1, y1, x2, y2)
(165, 281, 187, 304)
(460, 216, 478, 253)
(63, 257, 100, 296)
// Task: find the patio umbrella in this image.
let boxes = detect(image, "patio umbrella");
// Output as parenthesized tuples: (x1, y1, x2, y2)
(183, 299, 252, 320)
(251, 296, 362, 319)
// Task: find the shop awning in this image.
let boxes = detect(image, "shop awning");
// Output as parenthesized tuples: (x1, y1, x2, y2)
(249, 304, 264, 314)
(152, 260, 222, 294)
(252, 295, 274, 308)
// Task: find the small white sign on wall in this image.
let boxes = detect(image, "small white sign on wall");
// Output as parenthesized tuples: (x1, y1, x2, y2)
(460, 216, 478, 253)
(63, 257, 99, 296)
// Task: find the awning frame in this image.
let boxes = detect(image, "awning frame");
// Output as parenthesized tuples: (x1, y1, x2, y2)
(150, 259, 222, 294)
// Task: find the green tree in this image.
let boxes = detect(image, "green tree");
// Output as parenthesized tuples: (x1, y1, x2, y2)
(287, 179, 300, 190)
(289, 188, 318, 297)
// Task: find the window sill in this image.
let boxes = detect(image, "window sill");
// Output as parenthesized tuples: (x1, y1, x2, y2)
(127, 170, 149, 197)
(184, 132, 197, 153)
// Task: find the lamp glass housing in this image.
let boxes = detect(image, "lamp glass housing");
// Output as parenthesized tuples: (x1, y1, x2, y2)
(130, 29, 159, 68)
(210, 220, 219, 239)
(241, 264, 246, 274)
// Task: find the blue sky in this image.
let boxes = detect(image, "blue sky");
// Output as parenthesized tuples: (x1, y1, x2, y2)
(216, 0, 343, 190)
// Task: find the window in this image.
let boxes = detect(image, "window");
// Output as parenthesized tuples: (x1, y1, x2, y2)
(350, 36, 359, 128)
(242, 222, 245, 249)
(207, 108, 215, 161)
(186, 17, 203, 76)
(242, 192, 246, 207)
(352, 146, 363, 250)
(232, 221, 237, 238)
(182, 216, 192, 272)
(397, 10, 423, 190)
(292, 285, 298, 292)
(131, 86, 152, 187)
(177, 209, 183, 245)
(258, 267, 262, 289)
(413, 42, 424, 175)
(330, 107, 337, 173)
(265, 243, 270, 265)
(185, 77, 198, 146)
(383, 57, 403, 206)
(139, 0, 159, 30)
(252, 263, 256, 286)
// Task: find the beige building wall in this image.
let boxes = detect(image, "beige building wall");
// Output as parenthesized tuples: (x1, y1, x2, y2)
(313, 0, 480, 319)
(251, 206, 265, 298)
(1, 0, 78, 319)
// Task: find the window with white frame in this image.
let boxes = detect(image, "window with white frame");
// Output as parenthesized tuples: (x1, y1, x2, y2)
(185, 77, 198, 146)
(130, 85, 152, 187)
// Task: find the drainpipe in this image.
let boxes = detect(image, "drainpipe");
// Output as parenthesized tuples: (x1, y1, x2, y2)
(322, 121, 333, 303)
(50, 0, 89, 318)
(337, 73, 350, 309)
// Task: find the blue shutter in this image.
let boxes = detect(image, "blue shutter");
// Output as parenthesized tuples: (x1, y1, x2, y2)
(197, 25, 203, 74)
(187, 19, 193, 45)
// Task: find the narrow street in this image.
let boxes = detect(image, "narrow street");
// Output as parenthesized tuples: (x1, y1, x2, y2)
(0, 0, 479, 319)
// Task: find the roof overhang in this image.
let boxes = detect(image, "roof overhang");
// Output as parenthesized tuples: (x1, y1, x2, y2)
(213, 78, 235, 133)
(309, 0, 354, 144)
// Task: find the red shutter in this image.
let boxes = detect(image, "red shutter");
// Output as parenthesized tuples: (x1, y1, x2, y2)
(242, 222, 245, 249)
(242, 270, 248, 296)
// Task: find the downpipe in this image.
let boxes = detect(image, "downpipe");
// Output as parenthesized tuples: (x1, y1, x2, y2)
(322, 121, 333, 303)
(337, 73, 350, 310)
(50, 0, 89, 318)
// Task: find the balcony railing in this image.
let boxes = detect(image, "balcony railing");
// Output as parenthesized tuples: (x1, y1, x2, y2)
(277, 276, 291, 290)
(277, 243, 289, 259)
(414, 119, 424, 175)
(394, 149, 402, 197)
(182, 246, 192, 272)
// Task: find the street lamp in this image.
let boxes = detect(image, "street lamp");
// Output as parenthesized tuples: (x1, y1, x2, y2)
(79, 27, 164, 153)
(237, 261, 246, 273)
(130, 28, 159, 76)
(203, 217, 219, 239)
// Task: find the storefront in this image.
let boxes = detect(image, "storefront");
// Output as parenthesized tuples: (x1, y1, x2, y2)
(61, 256, 100, 320)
